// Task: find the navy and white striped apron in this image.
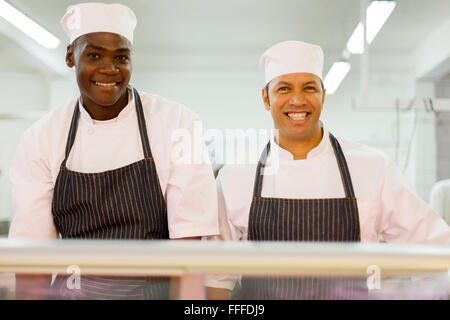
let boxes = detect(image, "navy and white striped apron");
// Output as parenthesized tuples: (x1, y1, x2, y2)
(50, 88, 170, 300)
(240, 133, 368, 300)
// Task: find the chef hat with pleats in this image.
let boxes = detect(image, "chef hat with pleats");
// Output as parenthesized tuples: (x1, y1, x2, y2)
(259, 40, 324, 85)
(61, 2, 137, 44)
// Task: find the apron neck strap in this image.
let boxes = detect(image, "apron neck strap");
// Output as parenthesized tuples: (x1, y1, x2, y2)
(61, 88, 152, 167)
(252, 141, 270, 199)
(329, 133, 356, 198)
(252, 132, 356, 198)
(133, 88, 152, 158)
(61, 101, 80, 167)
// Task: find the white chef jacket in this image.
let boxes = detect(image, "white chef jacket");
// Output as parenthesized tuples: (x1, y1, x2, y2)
(9, 87, 219, 240)
(214, 126, 450, 244)
(205, 125, 450, 290)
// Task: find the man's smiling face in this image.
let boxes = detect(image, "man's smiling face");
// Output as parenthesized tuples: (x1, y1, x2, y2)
(66, 32, 132, 112)
(263, 72, 325, 142)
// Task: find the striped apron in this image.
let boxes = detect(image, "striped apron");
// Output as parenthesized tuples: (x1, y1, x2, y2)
(49, 88, 170, 300)
(240, 133, 368, 300)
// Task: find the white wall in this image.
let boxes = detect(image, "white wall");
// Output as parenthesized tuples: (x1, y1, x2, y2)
(132, 70, 271, 131)
(0, 72, 50, 111)
(0, 120, 34, 221)
(0, 72, 50, 221)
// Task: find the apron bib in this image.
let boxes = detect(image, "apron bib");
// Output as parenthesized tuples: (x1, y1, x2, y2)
(240, 133, 368, 300)
(50, 88, 169, 299)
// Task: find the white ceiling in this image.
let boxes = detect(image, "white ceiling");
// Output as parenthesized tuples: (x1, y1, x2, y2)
(1, 0, 450, 75)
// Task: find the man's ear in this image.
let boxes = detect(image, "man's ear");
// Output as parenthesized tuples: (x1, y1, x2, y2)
(66, 45, 74, 68)
(262, 87, 270, 111)
(321, 88, 326, 109)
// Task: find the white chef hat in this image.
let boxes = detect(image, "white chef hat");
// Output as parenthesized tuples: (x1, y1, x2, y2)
(60, 2, 137, 44)
(259, 40, 324, 85)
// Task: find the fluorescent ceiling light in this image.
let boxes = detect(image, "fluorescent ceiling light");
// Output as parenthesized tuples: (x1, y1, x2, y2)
(0, 0, 60, 49)
(346, 0, 396, 54)
(324, 61, 351, 95)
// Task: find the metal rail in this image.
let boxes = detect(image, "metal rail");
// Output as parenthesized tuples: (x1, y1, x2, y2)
(0, 239, 449, 276)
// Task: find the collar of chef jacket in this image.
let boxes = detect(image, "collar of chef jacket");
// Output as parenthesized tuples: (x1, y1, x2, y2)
(269, 121, 330, 162)
(78, 86, 135, 125)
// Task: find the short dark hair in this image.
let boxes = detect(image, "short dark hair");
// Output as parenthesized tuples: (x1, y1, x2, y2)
(265, 79, 324, 105)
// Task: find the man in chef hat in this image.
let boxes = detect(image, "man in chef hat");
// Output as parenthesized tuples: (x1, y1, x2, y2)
(206, 40, 450, 300)
(260, 40, 325, 160)
(61, 2, 136, 117)
(10, 2, 219, 300)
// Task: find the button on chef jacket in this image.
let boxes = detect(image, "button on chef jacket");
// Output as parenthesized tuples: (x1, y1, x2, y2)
(205, 125, 450, 290)
(9, 87, 219, 239)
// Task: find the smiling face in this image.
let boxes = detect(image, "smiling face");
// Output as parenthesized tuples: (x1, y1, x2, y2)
(263, 72, 325, 144)
(66, 32, 132, 119)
